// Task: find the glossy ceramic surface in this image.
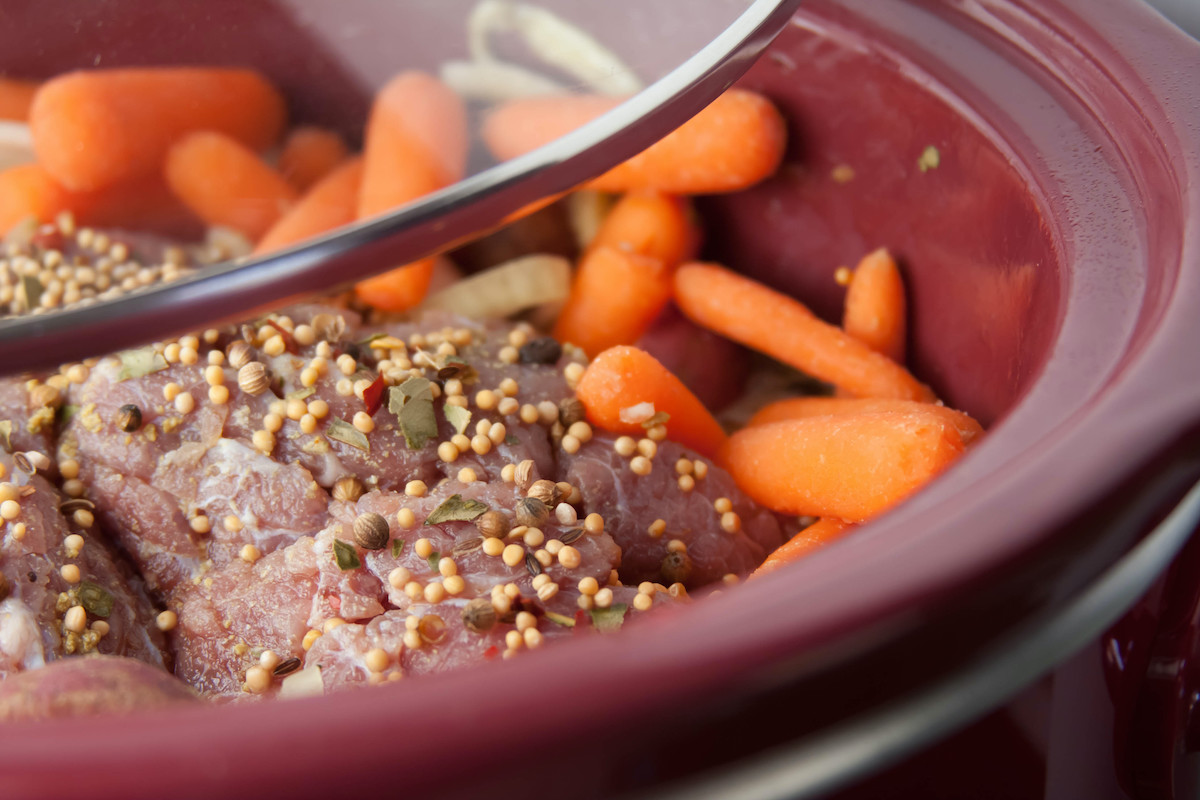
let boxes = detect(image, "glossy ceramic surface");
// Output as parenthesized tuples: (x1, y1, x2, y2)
(0, 1, 1197, 798)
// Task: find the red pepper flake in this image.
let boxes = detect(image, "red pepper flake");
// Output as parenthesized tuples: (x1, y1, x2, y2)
(31, 225, 64, 252)
(572, 609, 590, 634)
(483, 645, 500, 660)
(263, 320, 298, 354)
(362, 374, 386, 416)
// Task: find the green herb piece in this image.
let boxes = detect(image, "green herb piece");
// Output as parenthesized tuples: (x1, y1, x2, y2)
(544, 611, 576, 628)
(399, 398, 437, 450)
(0, 420, 10, 451)
(425, 494, 489, 526)
(427, 551, 442, 572)
(436, 355, 472, 380)
(588, 604, 628, 633)
(18, 274, 42, 312)
(444, 403, 471, 436)
(397, 376, 434, 402)
(358, 332, 388, 346)
(918, 145, 941, 172)
(286, 387, 316, 401)
(333, 539, 361, 571)
(116, 347, 168, 381)
(77, 581, 114, 619)
(327, 418, 369, 451)
(505, 434, 520, 446)
(57, 405, 78, 425)
(391, 539, 406, 559)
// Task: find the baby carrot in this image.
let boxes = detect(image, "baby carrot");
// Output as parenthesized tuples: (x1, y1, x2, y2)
(844, 248, 906, 363)
(255, 157, 363, 255)
(0, 163, 76, 232)
(752, 518, 856, 577)
(674, 262, 935, 402)
(482, 88, 786, 194)
(0, 77, 40, 121)
(165, 131, 297, 242)
(357, 71, 467, 219)
(553, 192, 695, 357)
(587, 191, 698, 266)
(724, 410, 968, 522)
(575, 345, 728, 459)
(355, 71, 468, 311)
(553, 247, 672, 358)
(277, 126, 349, 193)
(748, 397, 983, 445)
(30, 67, 286, 191)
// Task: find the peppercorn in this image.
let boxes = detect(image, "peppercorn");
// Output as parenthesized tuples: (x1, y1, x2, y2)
(661, 550, 693, 585)
(116, 404, 142, 432)
(558, 397, 586, 428)
(518, 337, 562, 365)
(526, 479, 559, 507)
(353, 512, 390, 550)
(476, 510, 511, 539)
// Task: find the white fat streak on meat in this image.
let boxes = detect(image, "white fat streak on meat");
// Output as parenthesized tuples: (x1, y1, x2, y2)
(0, 599, 46, 672)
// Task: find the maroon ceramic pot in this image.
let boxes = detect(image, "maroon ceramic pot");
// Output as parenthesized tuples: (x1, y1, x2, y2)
(0, 1, 1198, 798)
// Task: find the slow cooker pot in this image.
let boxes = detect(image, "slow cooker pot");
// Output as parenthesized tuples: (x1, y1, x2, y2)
(0, 1, 1198, 798)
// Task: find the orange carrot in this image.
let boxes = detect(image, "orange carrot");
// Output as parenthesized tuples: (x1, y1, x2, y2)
(0, 77, 40, 121)
(844, 248, 906, 363)
(753, 518, 856, 576)
(0, 163, 77, 232)
(675, 262, 935, 402)
(575, 345, 728, 459)
(30, 67, 286, 191)
(355, 71, 468, 311)
(553, 247, 672, 358)
(0, 163, 201, 238)
(587, 191, 698, 266)
(255, 157, 363, 255)
(747, 397, 983, 445)
(277, 126, 349, 192)
(723, 410, 967, 522)
(357, 71, 467, 219)
(553, 193, 695, 357)
(164, 131, 297, 241)
(482, 88, 786, 194)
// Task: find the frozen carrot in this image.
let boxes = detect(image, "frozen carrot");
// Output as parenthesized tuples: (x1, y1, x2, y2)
(553, 247, 672, 357)
(575, 345, 727, 459)
(0, 163, 77, 232)
(675, 262, 935, 402)
(553, 193, 695, 357)
(482, 88, 786, 194)
(277, 126, 349, 192)
(0, 77, 39, 121)
(844, 248, 906, 363)
(30, 67, 286, 191)
(724, 410, 967, 522)
(748, 397, 983, 445)
(165, 131, 297, 241)
(355, 71, 468, 311)
(255, 157, 363, 255)
(752, 518, 856, 577)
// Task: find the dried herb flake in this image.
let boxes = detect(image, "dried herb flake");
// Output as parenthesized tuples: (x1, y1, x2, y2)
(399, 397, 437, 450)
(116, 347, 168, 381)
(327, 418, 370, 451)
(0, 420, 10, 452)
(18, 274, 42, 312)
(286, 387, 315, 401)
(589, 604, 628, 633)
(544, 611, 576, 628)
(332, 539, 361, 571)
(77, 581, 114, 619)
(427, 551, 442, 572)
(391, 539, 406, 559)
(397, 376, 434, 402)
(425, 494, 489, 526)
(443, 404, 471, 436)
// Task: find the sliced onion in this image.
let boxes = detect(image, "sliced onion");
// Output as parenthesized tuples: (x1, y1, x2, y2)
(440, 59, 567, 103)
(278, 664, 323, 699)
(467, 0, 643, 95)
(0, 121, 34, 172)
(421, 253, 571, 320)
